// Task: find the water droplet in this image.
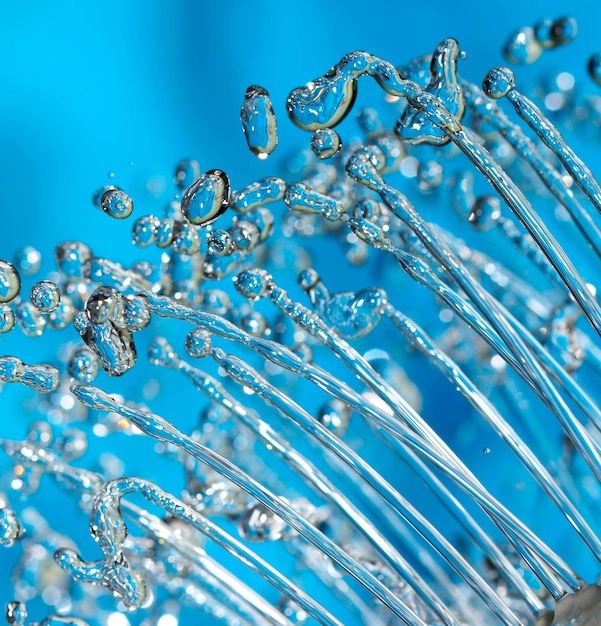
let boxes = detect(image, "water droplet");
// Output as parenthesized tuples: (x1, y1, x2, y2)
(206, 229, 235, 256)
(16, 302, 45, 337)
(533, 19, 554, 49)
(181, 170, 230, 226)
(100, 188, 133, 219)
(417, 160, 444, 191)
(0, 261, 21, 303)
(13, 246, 41, 276)
(55, 242, 92, 278)
(229, 177, 286, 213)
(85, 286, 119, 325)
(310, 128, 342, 160)
(68, 348, 100, 383)
(551, 16, 578, 46)
(0, 305, 15, 334)
(30, 281, 61, 312)
(240, 85, 278, 159)
(234, 269, 273, 300)
(171, 220, 200, 255)
(132, 215, 160, 247)
(124, 295, 151, 331)
(5, 600, 26, 625)
(185, 329, 211, 359)
(239, 502, 290, 542)
(468, 196, 502, 231)
(174, 158, 201, 190)
(588, 53, 601, 87)
(503, 27, 543, 64)
(482, 67, 515, 99)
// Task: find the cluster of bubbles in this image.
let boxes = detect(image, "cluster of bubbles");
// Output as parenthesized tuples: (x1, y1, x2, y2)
(3, 13, 601, 626)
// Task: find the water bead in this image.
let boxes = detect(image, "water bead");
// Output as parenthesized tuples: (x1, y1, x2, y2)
(47, 295, 76, 330)
(30, 281, 61, 312)
(174, 158, 201, 190)
(123, 295, 151, 331)
(229, 177, 286, 213)
(85, 286, 120, 325)
(68, 348, 100, 384)
(503, 27, 543, 65)
(100, 188, 134, 219)
(468, 196, 502, 231)
(240, 85, 278, 159)
(15, 302, 45, 337)
(239, 501, 290, 542)
(132, 215, 159, 247)
(0, 261, 21, 303)
(5, 601, 26, 626)
(310, 128, 342, 160)
(154, 218, 175, 248)
(206, 229, 235, 256)
(0, 305, 15, 334)
(234, 269, 272, 300)
(13, 246, 41, 276)
(181, 169, 230, 226)
(417, 160, 444, 191)
(588, 53, 601, 87)
(171, 220, 200, 255)
(55, 242, 92, 278)
(184, 329, 211, 359)
(482, 67, 515, 99)
(534, 19, 555, 49)
(238, 310, 268, 337)
(551, 16, 578, 46)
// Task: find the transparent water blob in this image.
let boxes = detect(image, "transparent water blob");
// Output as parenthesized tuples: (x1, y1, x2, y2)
(310, 128, 342, 160)
(241, 85, 278, 159)
(30, 281, 61, 313)
(503, 27, 543, 64)
(13, 246, 41, 277)
(181, 169, 230, 226)
(0, 261, 21, 303)
(100, 188, 134, 219)
(174, 158, 201, 190)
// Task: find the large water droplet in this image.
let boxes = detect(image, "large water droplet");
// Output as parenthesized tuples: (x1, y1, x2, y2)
(0, 261, 21, 303)
(181, 170, 230, 226)
(240, 85, 278, 159)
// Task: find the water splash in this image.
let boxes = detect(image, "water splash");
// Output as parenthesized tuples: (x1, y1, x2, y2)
(3, 13, 601, 626)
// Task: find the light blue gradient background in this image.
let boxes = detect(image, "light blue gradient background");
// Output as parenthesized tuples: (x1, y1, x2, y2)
(1, 0, 601, 623)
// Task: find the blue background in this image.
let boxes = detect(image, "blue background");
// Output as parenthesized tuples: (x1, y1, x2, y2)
(2, 0, 601, 624)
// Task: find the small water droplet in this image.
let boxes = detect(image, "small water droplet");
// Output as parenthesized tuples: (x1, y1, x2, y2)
(100, 188, 134, 219)
(30, 281, 61, 312)
(0, 261, 21, 303)
(310, 128, 342, 160)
